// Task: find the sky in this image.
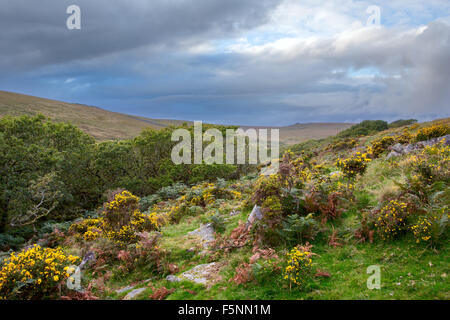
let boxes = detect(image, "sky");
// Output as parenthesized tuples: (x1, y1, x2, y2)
(1, 0, 450, 126)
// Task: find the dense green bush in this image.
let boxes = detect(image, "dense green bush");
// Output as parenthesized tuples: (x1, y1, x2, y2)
(388, 119, 418, 128)
(0, 115, 253, 237)
(157, 182, 187, 200)
(338, 120, 388, 138)
(0, 233, 25, 251)
(0, 115, 98, 232)
(278, 214, 319, 245)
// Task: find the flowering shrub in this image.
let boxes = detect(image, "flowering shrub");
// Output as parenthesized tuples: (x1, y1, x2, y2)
(410, 209, 449, 245)
(69, 218, 103, 241)
(396, 131, 413, 144)
(371, 136, 396, 158)
(283, 245, 314, 288)
(69, 218, 102, 234)
(185, 181, 237, 208)
(252, 174, 283, 204)
(0, 245, 80, 299)
(103, 190, 140, 229)
(373, 200, 410, 240)
(69, 191, 159, 246)
(418, 141, 450, 181)
(328, 139, 357, 151)
(401, 141, 450, 202)
(83, 227, 102, 241)
(336, 151, 372, 178)
(261, 196, 283, 217)
(415, 124, 449, 142)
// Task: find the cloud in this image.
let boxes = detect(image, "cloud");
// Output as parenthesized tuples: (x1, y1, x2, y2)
(0, 0, 279, 71)
(0, 0, 449, 125)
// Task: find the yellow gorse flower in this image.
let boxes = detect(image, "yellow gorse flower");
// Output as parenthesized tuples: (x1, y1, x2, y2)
(0, 245, 80, 299)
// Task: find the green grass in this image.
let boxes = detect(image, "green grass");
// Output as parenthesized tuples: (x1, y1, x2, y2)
(95, 204, 449, 300)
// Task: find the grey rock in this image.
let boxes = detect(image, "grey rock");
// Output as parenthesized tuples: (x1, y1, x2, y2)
(229, 210, 240, 217)
(166, 263, 222, 287)
(198, 250, 209, 256)
(188, 223, 215, 248)
(123, 288, 146, 300)
(260, 159, 280, 176)
(390, 143, 404, 153)
(387, 134, 450, 158)
(246, 205, 262, 228)
(386, 151, 402, 159)
(329, 171, 343, 178)
(166, 275, 181, 282)
(177, 262, 220, 287)
(79, 251, 95, 269)
(115, 285, 135, 294)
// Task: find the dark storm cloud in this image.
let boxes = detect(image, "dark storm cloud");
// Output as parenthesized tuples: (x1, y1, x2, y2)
(0, 0, 279, 71)
(0, 0, 449, 125)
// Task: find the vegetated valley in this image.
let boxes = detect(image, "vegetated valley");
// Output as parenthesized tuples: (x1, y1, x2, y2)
(0, 111, 449, 300)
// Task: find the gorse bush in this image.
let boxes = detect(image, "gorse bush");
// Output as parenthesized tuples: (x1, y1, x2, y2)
(371, 136, 396, 158)
(69, 218, 102, 235)
(327, 139, 357, 151)
(283, 244, 314, 288)
(102, 191, 159, 245)
(372, 200, 411, 240)
(410, 210, 448, 245)
(0, 245, 80, 299)
(415, 124, 450, 142)
(400, 141, 450, 202)
(335, 151, 372, 178)
(69, 191, 159, 246)
(396, 130, 414, 144)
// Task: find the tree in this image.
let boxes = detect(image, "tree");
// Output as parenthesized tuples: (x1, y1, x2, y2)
(0, 115, 98, 232)
(9, 173, 65, 232)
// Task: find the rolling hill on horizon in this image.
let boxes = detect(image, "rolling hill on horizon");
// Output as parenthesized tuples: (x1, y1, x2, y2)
(0, 90, 354, 144)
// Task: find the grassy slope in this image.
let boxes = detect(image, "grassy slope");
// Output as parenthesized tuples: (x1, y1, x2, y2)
(99, 207, 449, 300)
(89, 119, 449, 300)
(0, 90, 188, 141)
(0, 90, 352, 144)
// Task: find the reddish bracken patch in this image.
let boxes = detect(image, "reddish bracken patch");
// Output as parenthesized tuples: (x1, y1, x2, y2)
(315, 270, 331, 278)
(148, 286, 175, 300)
(167, 263, 179, 274)
(230, 263, 253, 285)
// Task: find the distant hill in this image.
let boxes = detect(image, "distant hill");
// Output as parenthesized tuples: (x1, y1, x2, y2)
(0, 90, 353, 144)
(0, 90, 191, 141)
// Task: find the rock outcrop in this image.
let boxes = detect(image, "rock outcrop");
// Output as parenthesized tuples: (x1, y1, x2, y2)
(166, 262, 223, 288)
(386, 134, 449, 159)
(246, 205, 262, 228)
(188, 223, 215, 249)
